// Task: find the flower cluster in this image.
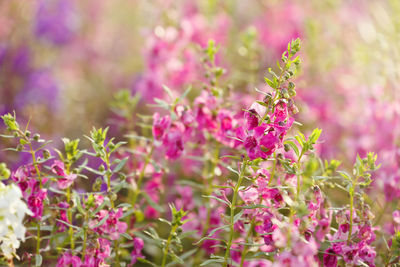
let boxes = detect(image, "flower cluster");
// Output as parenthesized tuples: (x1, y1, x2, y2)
(0, 182, 31, 259)
(0, 1, 399, 266)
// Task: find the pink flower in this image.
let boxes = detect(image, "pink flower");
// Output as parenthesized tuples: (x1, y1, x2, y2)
(152, 113, 171, 141)
(27, 188, 47, 219)
(323, 248, 338, 267)
(130, 237, 144, 265)
(245, 109, 260, 130)
(89, 208, 127, 240)
(57, 201, 70, 232)
(144, 172, 162, 219)
(393, 210, 400, 224)
(56, 251, 82, 267)
(51, 160, 77, 189)
(83, 238, 111, 267)
(11, 164, 40, 197)
(163, 125, 184, 160)
(240, 125, 279, 160)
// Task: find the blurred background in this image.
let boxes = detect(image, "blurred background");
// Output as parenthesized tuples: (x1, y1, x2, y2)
(1, 0, 399, 185)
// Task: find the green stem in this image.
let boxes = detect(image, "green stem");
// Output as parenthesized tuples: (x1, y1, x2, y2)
(223, 160, 247, 267)
(161, 224, 178, 267)
(36, 223, 41, 256)
(240, 216, 256, 267)
(104, 151, 114, 209)
(268, 152, 277, 186)
(66, 183, 74, 249)
(27, 141, 42, 261)
(348, 187, 354, 244)
(114, 240, 120, 267)
(81, 215, 88, 261)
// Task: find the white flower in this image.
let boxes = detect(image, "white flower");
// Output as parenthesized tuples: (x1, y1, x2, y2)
(0, 182, 32, 259)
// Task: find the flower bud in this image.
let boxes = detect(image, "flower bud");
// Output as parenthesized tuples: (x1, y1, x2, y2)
(99, 165, 105, 172)
(33, 134, 40, 141)
(282, 89, 289, 99)
(42, 149, 51, 159)
(284, 144, 290, 152)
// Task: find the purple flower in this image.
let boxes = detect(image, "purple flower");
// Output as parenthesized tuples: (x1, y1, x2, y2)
(17, 69, 60, 111)
(35, 0, 79, 45)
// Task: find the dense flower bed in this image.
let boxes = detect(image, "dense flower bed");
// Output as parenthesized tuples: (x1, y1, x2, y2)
(1, 1, 400, 266)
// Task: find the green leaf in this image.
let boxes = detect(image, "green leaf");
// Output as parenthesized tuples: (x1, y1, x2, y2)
(177, 86, 192, 104)
(74, 194, 85, 215)
(200, 258, 225, 266)
(294, 135, 304, 147)
(240, 204, 269, 209)
(337, 171, 352, 181)
(137, 258, 157, 267)
(309, 128, 322, 144)
(162, 85, 173, 99)
(166, 249, 197, 267)
(113, 157, 128, 173)
(170, 251, 184, 264)
(83, 165, 105, 176)
(121, 232, 133, 240)
(208, 225, 230, 237)
(92, 213, 109, 228)
(193, 236, 225, 245)
(264, 77, 276, 88)
(55, 219, 80, 230)
(226, 166, 239, 175)
(284, 140, 300, 157)
(159, 218, 171, 226)
(92, 198, 107, 215)
(233, 210, 244, 223)
(202, 195, 230, 206)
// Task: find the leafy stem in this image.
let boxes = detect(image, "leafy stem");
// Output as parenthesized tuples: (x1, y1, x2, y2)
(223, 159, 247, 267)
(161, 224, 179, 267)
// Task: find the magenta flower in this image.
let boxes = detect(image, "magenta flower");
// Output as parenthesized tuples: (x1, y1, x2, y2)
(152, 113, 185, 160)
(57, 201, 70, 232)
(236, 101, 294, 160)
(144, 172, 162, 219)
(27, 188, 47, 220)
(163, 125, 184, 160)
(152, 113, 171, 141)
(51, 160, 77, 189)
(245, 109, 260, 131)
(56, 251, 81, 267)
(83, 238, 111, 267)
(239, 125, 279, 160)
(89, 208, 127, 240)
(130, 237, 144, 265)
(323, 248, 338, 267)
(11, 164, 39, 197)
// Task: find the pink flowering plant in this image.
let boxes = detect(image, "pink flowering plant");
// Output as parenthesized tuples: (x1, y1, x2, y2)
(0, 35, 399, 267)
